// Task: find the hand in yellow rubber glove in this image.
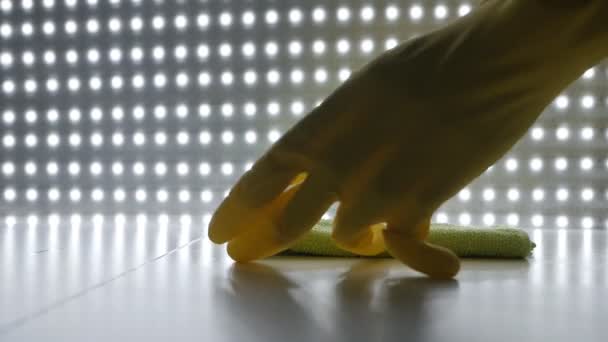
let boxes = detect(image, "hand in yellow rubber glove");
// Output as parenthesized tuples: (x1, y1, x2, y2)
(209, 0, 607, 278)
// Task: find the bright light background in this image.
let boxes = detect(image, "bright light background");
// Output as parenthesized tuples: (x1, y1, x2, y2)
(0, 0, 606, 229)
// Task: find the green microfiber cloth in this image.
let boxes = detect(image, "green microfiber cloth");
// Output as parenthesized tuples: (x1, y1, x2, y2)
(287, 220, 535, 258)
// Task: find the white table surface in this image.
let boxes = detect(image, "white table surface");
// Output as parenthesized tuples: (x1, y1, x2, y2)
(1, 216, 607, 342)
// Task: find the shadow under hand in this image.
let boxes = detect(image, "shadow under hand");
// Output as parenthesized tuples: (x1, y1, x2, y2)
(332, 260, 460, 342)
(216, 262, 321, 342)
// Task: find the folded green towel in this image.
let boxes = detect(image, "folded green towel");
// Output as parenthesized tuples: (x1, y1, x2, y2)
(287, 220, 535, 258)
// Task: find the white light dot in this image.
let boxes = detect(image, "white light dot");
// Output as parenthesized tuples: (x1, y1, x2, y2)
(267, 70, 281, 85)
(434, 5, 448, 20)
(133, 132, 146, 146)
(459, 213, 471, 225)
(112, 132, 124, 146)
(507, 214, 519, 226)
(314, 68, 328, 83)
(221, 163, 234, 175)
(114, 189, 126, 202)
(288, 41, 303, 56)
(197, 13, 210, 29)
(157, 189, 168, 202)
(532, 188, 545, 202)
(531, 215, 544, 228)
(581, 188, 594, 202)
(67, 77, 81, 92)
(244, 130, 257, 144)
(385, 37, 399, 50)
(130, 16, 144, 32)
(86, 19, 100, 34)
(580, 127, 594, 141)
(177, 131, 190, 145)
(483, 213, 496, 226)
(312, 40, 326, 55)
(339, 68, 351, 81)
(360, 38, 374, 54)
(90, 107, 103, 121)
(21, 22, 35, 37)
(581, 95, 595, 109)
(242, 41, 256, 58)
(25, 162, 37, 176)
(152, 16, 165, 31)
(111, 75, 124, 90)
(199, 131, 212, 145)
(555, 95, 569, 110)
(530, 157, 543, 172)
(244, 102, 257, 117)
(2, 80, 16, 94)
(26, 188, 39, 202)
(337, 7, 351, 22)
(556, 126, 570, 141)
(221, 71, 234, 86)
(556, 188, 569, 202)
(25, 110, 37, 124)
(201, 190, 213, 203)
(410, 5, 424, 20)
(312, 7, 326, 23)
(265, 9, 279, 25)
(65, 20, 78, 35)
(108, 17, 122, 33)
(2, 162, 15, 176)
(178, 190, 191, 203)
(112, 162, 124, 176)
(65, 162, 80, 177)
(177, 162, 189, 176)
(154, 73, 167, 88)
(1, 52, 13, 67)
(555, 157, 568, 171)
(221, 103, 234, 118)
(174, 14, 188, 30)
(2, 134, 17, 149)
(505, 158, 519, 172)
(154, 162, 167, 176)
(289, 8, 303, 25)
(556, 216, 569, 228)
(133, 162, 145, 176)
(48, 188, 60, 202)
(291, 101, 305, 116)
(507, 188, 520, 202)
(337, 39, 350, 54)
(4, 188, 16, 202)
(360, 6, 375, 22)
(244, 70, 257, 85)
(199, 162, 211, 176)
(154, 105, 167, 120)
(290, 69, 304, 84)
(46, 162, 59, 176)
(176, 72, 189, 88)
(386, 5, 400, 21)
(242, 11, 255, 27)
(219, 12, 233, 27)
(458, 188, 471, 201)
(458, 4, 472, 16)
(222, 131, 234, 144)
(582, 68, 595, 80)
(25, 134, 37, 148)
(265, 41, 279, 57)
(268, 129, 281, 142)
(580, 157, 594, 171)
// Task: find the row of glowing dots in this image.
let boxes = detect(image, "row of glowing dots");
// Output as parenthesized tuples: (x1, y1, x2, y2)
(1, 68, 606, 96)
(2, 127, 606, 149)
(1, 161, 252, 177)
(1, 129, 285, 148)
(1, 68, 359, 95)
(0, 102, 314, 124)
(0, 94, 604, 125)
(0, 3, 474, 39)
(3, 45, 605, 76)
(1, 39, 417, 68)
(2, 185, 607, 204)
(2, 213, 607, 230)
(1, 157, 606, 179)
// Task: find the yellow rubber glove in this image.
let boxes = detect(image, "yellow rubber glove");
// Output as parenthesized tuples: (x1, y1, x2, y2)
(209, 0, 607, 279)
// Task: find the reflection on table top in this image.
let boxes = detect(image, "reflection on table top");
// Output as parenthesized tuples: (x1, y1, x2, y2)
(1, 216, 607, 342)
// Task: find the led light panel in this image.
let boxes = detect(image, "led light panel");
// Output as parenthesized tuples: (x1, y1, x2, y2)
(0, 0, 606, 229)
